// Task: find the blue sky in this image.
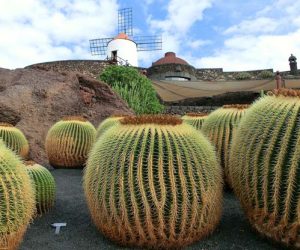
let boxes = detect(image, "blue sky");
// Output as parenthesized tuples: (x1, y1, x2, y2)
(1, 0, 300, 71)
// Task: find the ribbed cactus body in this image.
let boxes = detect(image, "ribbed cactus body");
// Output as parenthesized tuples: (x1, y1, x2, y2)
(25, 161, 56, 214)
(0, 141, 35, 250)
(84, 115, 223, 248)
(182, 113, 208, 130)
(95, 116, 123, 139)
(45, 116, 96, 168)
(201, 105, 248, 186)
(0, 123, 29, 158)
(229, 90, 300, 248)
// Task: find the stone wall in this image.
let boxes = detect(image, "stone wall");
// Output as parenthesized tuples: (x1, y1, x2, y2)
(163, 105, 219, 115)
(26, 60, 111, 79)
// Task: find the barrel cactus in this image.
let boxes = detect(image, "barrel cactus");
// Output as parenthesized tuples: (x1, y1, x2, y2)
(45, 116, 96, 168)
(96, 115, 125, 139)
(0, 140, 35, 250)
(229, 89, 300, 248)
(201, 104, 249, 186)
(84, 115, 223, 248)
(24, 161, 56, 214)
(182, 112, 208, 130)
(0, 122, 29, 158)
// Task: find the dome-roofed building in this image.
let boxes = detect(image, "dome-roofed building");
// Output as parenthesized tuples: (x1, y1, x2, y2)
(152, 52, 189, 66)
(147, 52, 197, 81)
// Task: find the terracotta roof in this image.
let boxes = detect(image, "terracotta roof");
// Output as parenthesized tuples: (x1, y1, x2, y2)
(114, 32, 130, 40)
(152, 52, 189, 66)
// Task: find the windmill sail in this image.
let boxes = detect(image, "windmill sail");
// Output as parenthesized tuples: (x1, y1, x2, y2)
(118, 8, 133, 36)
(89, 38, 112, 56)
(134, 35, 162, 51)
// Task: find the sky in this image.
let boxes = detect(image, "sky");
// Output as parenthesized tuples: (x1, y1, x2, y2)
(1, 0, 300, 71)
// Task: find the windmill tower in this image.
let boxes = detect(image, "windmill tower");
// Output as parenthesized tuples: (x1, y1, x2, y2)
(89, 8, 162, 67)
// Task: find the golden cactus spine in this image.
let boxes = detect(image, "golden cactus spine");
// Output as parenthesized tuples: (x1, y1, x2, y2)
(45, 116, 96, 168)
(84, 115, 223, 249)
(0, 122, 29, 158)
(229, 89, 300, 248)
(0, 140, 35, 250)
(182, 112, 208, 130)
(25, 161, 56, 214)
(201, 104, 248, 186)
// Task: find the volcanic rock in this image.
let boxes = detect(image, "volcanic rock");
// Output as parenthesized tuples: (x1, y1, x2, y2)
(0, 67, 133, 166)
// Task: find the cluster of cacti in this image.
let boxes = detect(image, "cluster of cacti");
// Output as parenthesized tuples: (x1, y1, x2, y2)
(0, 122, 29, 158)
(24, 161, 56, 214)
(201, 104, 248, 186)
(229, 89, 300, 248)
(95, 115, 126, 139)
(84, 115, 223, 248)
(182, 112, 208, 130)
(45, 116, 96, 168)
(0, 140, 35, 250)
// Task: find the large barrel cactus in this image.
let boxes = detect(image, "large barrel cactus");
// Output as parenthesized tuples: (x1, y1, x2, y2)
(229, 89, 300, 248)
(95, 115, 125, 139)
(202, 104, 248, 186)
(0, 140, 35, 250)
(182, 112, 208, 130)
(25, 161, 56, 214)
(84, 115, 223, 248)
(0, 122, 29, 158)
(45, 116, 96, 168)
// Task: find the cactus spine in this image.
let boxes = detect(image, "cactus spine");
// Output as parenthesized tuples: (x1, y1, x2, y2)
(84, 115, 223, 248)
(95, 115, 124, 139)
(25, 161, 56, 214)
(0, 123, 29, 158)
(182, 112, 208, 130)
(201, 105, 248, 186)
(229, 89, 300, 248)
(0, 140, 35, 250)
(45, 116, 96, 168)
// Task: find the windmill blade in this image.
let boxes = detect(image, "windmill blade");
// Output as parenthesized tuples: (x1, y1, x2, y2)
(118, 8, 133, 36)
(89, 38, 112, 56)
(134, 35, 162, 51)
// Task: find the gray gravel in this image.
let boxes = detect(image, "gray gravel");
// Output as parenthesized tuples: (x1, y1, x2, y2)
(20, 169, 283, 250)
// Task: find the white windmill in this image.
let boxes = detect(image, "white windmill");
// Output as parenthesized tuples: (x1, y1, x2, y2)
(89, 8, 162, 67)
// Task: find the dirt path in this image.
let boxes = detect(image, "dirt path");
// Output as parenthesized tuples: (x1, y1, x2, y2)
(21, 169, 282, 250)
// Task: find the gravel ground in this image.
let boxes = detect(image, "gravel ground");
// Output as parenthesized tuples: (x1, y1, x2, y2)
(20, 169, 284, 250)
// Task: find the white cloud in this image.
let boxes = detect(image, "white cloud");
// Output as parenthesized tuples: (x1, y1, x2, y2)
(189, 0, 300, 71)
(223, 17, 279, 35)
(0, 0, 119, 69)
(149, 0, 213, 33)
(142, 0, 214, 66)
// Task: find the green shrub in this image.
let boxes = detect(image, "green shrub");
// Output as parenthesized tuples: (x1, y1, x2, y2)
(229, 89, 300, 248)
(84, 115, 222, 248)
(235, 72, 252, 80)
(258, 70, 274, 79)
(99, 65, 164, 114)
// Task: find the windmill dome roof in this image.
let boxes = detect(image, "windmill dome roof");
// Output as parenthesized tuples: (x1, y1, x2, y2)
(114, 32, 130, 40)
(153, 52, 189, 66)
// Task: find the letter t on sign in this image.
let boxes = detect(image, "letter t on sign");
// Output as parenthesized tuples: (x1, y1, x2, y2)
(51, 223, 67, 234)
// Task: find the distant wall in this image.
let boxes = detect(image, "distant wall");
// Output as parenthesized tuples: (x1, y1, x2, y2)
(26, 60, 111, 79)
(163, 105, 219, 115)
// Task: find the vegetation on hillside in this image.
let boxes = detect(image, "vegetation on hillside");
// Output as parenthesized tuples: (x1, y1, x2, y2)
(99, 65, 164, 114)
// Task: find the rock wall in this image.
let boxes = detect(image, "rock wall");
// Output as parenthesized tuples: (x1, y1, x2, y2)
(0, 67, 133, 167)
(163, 105, 219, 115)
(26, 60, 111, 79)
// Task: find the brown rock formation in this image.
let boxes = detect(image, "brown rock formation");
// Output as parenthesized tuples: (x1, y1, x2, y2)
(0, 67, 133, 166)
